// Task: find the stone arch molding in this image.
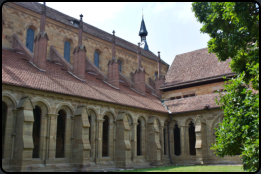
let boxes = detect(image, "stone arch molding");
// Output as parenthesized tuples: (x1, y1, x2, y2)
(136, 115, 147, 125)
(2, 93, 18, 109)
(102, 109, 116, 121)
(185, 117, 195, 126)
(170, 119, 180, 127)
(87, 106, 99, 117)
(31, 97, 51, 113)
(210, 111, 224, 130)
(55, 102, 74, 116)
(124, 111, 134, 123)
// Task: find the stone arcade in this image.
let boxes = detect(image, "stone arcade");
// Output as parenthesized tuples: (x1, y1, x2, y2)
(2, 2, 241, 172)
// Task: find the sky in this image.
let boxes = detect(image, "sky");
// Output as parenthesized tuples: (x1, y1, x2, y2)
(39, 2, 211, 66)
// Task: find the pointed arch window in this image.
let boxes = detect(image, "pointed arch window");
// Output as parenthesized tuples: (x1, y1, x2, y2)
(154, 72, 158, 78)
(32, 106, 41, 158)
(94, 51, 99, 68)
(26, 28, 34, 52)
(64, 41, 71, 63)
(119, 60, 122, 72)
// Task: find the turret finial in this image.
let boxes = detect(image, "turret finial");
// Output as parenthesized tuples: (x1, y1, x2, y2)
(80, 14, 83, 21)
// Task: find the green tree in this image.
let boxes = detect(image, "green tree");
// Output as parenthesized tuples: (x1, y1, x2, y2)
(192, 2, 259, 172)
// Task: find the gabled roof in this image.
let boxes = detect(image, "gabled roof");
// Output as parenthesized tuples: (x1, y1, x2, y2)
(11, 2, 168, 66)
(163, 48, 232, 88)
(2, 48, 168, 113)
(164, 93, 220, 113)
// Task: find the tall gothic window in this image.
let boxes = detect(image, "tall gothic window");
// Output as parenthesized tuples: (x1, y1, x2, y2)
(189, 121, 196, 155)
(94, 51, 99, 68)
(102, 116, 109, 157)
(174, 123, 181, 156)
(2, 102, 7, 159)
(137, 119, 142, 156)
(119, 60, 121, 72)
(32, 106, 41, 158)
(26, 28, 34, 52)
(154, 72, 158, 78)
(64, 41, 71, 63)
(56, 110, 66, 158)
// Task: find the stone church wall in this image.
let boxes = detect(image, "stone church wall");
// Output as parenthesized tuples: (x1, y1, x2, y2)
(2, 2, 168, 84)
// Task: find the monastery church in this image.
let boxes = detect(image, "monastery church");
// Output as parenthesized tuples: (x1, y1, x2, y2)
(2, 2, 241, 172)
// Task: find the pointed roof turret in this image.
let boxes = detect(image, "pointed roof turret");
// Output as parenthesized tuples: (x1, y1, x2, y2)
(139, 17, 148, 37)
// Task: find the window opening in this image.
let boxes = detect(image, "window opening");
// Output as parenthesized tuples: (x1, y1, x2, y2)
(26, 28, 34, 52)
(64, 41, 71, 63)
(137, 120, 142, 156)
(94, 51, 99, 68)
(189, 121, 196, 155)
(174, 123, 181, 156)
(32, 106, 41, 158)
(56, 109, 66, 158)
(102, 116, 109, 157)
(2, 102, 7, 159)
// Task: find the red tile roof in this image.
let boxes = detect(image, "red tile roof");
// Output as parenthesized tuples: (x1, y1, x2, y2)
(11, 2, 169, 66)
(2, 48, 168, 113)
(164, 93, 221, 113)
(164, 48, 232, 86)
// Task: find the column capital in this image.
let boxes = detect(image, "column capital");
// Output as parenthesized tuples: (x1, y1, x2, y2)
(47, 113, 59, 117)
(96, 118, 104, 122)
(132, 123, 139, 125)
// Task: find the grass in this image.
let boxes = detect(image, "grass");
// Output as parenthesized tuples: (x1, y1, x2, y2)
(117, 165, 244, 172)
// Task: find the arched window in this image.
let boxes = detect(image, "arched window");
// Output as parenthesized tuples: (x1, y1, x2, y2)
(189, 121, 196, 155)
(154, 72, 158, 78)
(137, 119, 142, 156)
(64, 41, 71, 63)
(88, 115, 91, 143)
(102, 116, 109, 157)
(32, 106, 41, 158)
(174, 123, 181, 156)
(2, 102, 7, 159)
(119, 60, 122, 72)
(94, 51, 99, 68)
(26, 28, 34, 52)
(56, 109, 66, 158)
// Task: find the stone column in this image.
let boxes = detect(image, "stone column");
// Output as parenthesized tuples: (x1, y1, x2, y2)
(13, 96, 34, 172)
(113, 120, 116, 161)
(95, 118, 104, 163)
(115, 112, 132, 168)
(169, 126, 174, 157)
(45, 113, 58, 167)
(159, 126, 164, 160)
(132, 123, 138, 162)
(73, 105, 91, 172)
(195, 116, 207, 165)
(147, 116, 162, 166)
(179, 126, 186, 157)
(11, 109, 17, 160)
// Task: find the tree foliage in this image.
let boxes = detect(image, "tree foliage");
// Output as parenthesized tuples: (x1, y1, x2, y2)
(192, 2, 259, 172)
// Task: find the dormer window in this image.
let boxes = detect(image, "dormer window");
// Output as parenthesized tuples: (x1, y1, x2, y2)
(69, 20, 79, 27)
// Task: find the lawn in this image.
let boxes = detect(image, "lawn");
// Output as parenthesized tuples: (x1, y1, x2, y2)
(118, 165, 244, 172)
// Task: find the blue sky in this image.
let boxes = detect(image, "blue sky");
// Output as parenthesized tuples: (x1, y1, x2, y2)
(39, 2, 210, 66)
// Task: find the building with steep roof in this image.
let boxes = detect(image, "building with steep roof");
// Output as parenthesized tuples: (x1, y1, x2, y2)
(2, 2, 241, 172)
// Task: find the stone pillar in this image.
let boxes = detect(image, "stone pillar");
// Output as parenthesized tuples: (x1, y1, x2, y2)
(147, 116, 162, 166)
(45, 113, 58, 167)
(169, 126, 174, 157)
(159, 126, 164, 160)
(179, 126, 186, 157)
(133, 68, 146, 95)
(107, 59, 119, 88)
(195, 115, 207, 165)
(115, 112, 132, 168)
(73, 105, 91, 172)
(11, 109, 17, 160)
(13, 96, 34, 172)
(95, 118, 104, 163)
(132, 123, 138, 162)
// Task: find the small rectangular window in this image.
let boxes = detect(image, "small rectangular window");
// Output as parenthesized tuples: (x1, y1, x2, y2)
(183, 95, 189, 98)
(170, 97, 175, 100)
(176, 96, 181, 99)
(190, 94, 195, 97)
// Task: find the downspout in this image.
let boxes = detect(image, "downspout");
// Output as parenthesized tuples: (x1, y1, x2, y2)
(160, 100, 172, 164)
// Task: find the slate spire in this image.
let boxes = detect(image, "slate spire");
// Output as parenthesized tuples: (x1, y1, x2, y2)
(139, 15, 149, 51)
